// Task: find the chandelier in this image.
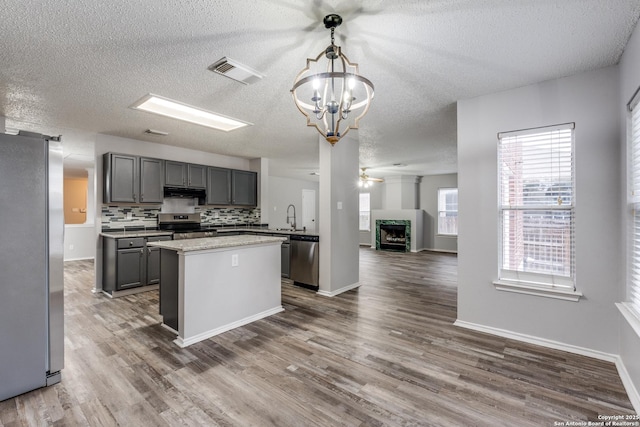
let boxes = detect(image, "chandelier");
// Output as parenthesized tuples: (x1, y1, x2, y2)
(291, 14, 375, 145)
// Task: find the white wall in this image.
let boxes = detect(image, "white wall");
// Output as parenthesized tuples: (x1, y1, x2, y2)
(419, 173, 458, 253)
(619, 18, 640, 410)
(457, 65, 621, 355)
(267, 176, 319, 230)
(63, 224, 95, 260)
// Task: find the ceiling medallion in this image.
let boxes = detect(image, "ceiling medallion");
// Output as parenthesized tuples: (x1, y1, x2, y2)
(291, 14, 375, 145)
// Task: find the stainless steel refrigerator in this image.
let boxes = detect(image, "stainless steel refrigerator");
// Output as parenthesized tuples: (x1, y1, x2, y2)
(0, 131, 64, 401)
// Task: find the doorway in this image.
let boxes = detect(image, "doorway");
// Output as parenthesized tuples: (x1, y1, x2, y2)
(302, 189, 316, 232)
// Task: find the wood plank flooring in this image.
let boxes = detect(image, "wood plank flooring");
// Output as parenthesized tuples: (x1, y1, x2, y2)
(0, 249, 635, 426)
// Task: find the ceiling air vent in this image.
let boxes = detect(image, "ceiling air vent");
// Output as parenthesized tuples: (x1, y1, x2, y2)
(208, 57, 264, 85)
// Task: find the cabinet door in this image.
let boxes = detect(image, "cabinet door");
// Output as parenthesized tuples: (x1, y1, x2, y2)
(164, 161, 186, 187)
(116, 248, 143, 290)
(139, 157, 163, 203)
(188, 164, 207, 188)
(105, 154, 137, 203)
(146, 246, 161, 285)
(207, 167, 231, 205)
(232, 170, 257, 206)
(146, 236, 170, 285)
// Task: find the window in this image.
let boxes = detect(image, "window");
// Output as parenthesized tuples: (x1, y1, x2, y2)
(496, 123, 578, 299)
(359, 192, 371, 231)
(626, 91, 640, 321)
(438, 188, 458, 236)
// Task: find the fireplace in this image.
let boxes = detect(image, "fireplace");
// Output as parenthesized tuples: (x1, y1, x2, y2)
(376, 220, 411, 252)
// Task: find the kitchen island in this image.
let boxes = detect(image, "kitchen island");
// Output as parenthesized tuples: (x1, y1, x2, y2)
(148, 235, 286, 348)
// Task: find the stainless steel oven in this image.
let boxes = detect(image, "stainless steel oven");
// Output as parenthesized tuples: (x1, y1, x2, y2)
(158, 213, 217, 239)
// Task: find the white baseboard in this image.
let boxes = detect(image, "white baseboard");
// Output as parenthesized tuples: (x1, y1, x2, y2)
(453, 319, 617, 362)
(422, 248, 458, 254)
(614, 356, 640, 414)
(174, 306, 284, 348)
(317, 282, 361, 297)
(64, 256, 95, 262)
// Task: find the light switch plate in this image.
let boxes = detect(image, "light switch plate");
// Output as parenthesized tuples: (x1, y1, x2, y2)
(337, 201, 343, 210)
(231, 254, 239, 267)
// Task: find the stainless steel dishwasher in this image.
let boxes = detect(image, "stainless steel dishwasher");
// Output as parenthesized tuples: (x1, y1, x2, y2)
(289, 234, 319, 289)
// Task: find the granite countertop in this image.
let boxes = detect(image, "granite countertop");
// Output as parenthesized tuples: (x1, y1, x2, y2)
(216, 227, 319, 237)
(101, 230, 174, 239)
(147, 234, 287, 252)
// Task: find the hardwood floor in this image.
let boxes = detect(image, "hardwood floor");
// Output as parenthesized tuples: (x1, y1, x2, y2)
(0, 249, 635, 426)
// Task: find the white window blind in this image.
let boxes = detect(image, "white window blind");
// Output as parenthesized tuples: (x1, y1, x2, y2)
(498, 123, 575, 289)
(359, 192, 371, 231)
(629, 95, 640, 317)
(438, 188, 458, 236)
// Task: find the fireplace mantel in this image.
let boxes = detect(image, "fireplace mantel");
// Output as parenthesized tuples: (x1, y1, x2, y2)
(370, 209, 425, 252)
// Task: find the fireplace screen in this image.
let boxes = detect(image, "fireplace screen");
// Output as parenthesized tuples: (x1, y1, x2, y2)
(376, 220, 411, 252)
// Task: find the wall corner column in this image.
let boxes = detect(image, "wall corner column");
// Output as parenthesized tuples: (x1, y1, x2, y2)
(318, 133, 360, 296)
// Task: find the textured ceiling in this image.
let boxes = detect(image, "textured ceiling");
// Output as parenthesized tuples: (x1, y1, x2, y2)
(2, 0, 640, 180)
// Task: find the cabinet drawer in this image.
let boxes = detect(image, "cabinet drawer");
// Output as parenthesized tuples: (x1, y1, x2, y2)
(117, 238, 145, 249)
(147, 235, 171, 242)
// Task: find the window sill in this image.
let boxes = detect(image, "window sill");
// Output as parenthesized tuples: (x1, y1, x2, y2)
(436, 234, 458, 238)
(617, 303, 640, 340)
(493, 279, 582, 302)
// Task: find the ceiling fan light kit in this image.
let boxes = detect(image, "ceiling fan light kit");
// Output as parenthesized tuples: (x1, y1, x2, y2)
(358, 167, 383, 187)
(291, 14, 374, 145)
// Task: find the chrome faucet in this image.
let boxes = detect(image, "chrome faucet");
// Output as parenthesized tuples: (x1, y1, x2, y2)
(286, 204, 297, 230)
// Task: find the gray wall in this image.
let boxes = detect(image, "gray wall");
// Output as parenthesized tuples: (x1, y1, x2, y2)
(619, 17, 640, 409)
(419, 173, 458, 252)
(457, 65, 621, 354)
(268, 176, 319, 230)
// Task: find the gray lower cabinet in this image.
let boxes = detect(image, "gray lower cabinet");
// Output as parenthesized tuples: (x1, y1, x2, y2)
(146, 236, 171, 285)
(159, 249, 179, 331)
(103, 235, 171, 293)
(116, 247, 144, 289)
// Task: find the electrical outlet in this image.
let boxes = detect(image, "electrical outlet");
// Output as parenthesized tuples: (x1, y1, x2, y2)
(231, 254, 239, 267)
(214, 212, 219, 219)
(69, 244, 74, 250)
(126, 212, 133, 220)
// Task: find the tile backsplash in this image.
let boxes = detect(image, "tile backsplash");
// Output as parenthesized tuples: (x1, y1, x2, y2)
(101, 205, 261, 229)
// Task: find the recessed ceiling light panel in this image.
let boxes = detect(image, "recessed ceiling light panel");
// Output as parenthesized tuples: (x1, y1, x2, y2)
(130, 94, 252, 132)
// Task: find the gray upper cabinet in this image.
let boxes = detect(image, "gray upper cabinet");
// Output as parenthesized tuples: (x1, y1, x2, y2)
(139, 157, 164, 203)
(165, 161, 207, 188)
(103, 153, 164, 204)
(164, 161, 186, 187)
(104, 153, 137, 203)
(188, 164, 207, 188)
(232, 170, 257, 206)
(207, 167, 231, 205)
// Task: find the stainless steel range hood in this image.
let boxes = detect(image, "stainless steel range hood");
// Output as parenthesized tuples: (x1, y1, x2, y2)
(163, 186, 206, 203)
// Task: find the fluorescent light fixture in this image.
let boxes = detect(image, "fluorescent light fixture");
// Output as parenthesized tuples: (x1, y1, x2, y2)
(130, 94, 252, 132)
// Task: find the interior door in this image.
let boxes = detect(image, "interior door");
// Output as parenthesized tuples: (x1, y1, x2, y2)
(302, 189, 316, 232)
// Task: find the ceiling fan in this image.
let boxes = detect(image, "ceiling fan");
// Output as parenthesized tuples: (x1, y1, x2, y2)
(358, 167, 383, 187)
